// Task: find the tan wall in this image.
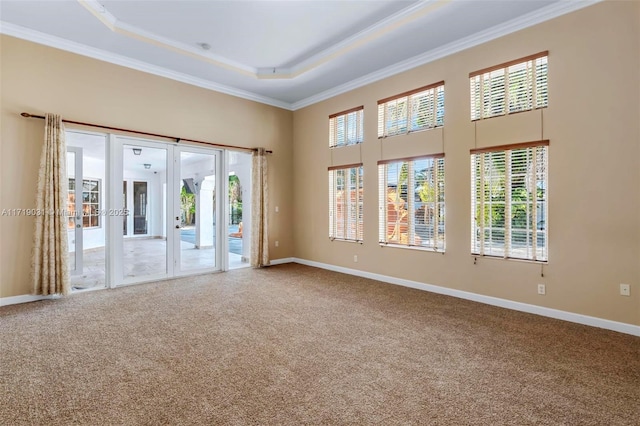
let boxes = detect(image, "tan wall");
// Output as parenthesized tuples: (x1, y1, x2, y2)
(0, 35, 294, 298)
(293, 1, 640, 326)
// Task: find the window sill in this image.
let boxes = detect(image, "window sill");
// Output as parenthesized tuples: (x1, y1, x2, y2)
(330, 238, 363, 244)
(378, 125, 443, 139)
(471, 106, 547, 122)
(379, 242, 444, 254)
(471, 254, 548, 264)
(329, 141, 363, 149)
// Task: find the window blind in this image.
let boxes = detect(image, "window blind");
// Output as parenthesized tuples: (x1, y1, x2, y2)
(329, 164, 363, 241)
(378, 154, 445, 251)
(377, 82, 445, 138)
(329, 106, 364, 148)
(471, 141, 548, 261)
(470, 52, 548, 121)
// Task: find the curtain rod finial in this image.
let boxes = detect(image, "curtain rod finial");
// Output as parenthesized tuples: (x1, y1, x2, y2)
(21, 112, 31, 117)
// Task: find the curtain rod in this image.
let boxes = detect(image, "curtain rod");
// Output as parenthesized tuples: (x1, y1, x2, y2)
(20, 113, 272, 154)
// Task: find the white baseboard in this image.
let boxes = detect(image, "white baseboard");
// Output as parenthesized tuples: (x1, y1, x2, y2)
(269, 257, 295, 266)
(4, 258, 638, 337)
(0, 294, 61, 307)
(290, 257, 640, 337)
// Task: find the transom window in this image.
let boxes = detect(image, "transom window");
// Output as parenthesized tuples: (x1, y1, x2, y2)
(378, 155, 445, 251)
(470, 51, 548, 121)
(377, 81, 445, 138)
(329, 164, 363, 242)
(329, 106, 364, 148)
(471, 141, 548, 261)
(68, 178, 101, 228)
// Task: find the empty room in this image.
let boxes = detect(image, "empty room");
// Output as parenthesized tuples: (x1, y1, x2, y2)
(1, 1, 639, 424)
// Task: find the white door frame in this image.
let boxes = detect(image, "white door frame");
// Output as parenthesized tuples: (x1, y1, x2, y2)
(109, 136, 225, 287)
(67, 146, 83, 275)
(173, 144, 224, 276)
(111, 136, 173, 286)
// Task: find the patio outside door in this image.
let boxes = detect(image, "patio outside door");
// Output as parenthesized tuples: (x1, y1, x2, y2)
(174, 147, 221, 274)
(114, 139, 222, 286)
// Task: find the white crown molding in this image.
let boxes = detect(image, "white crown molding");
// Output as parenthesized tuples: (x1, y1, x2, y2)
(81, 0, 449, 80)
(290, 258, 640, 337)
(257, 0, 450, 79)
(291, 0, 603, 110)
(0, 0, 603, 110)
(78, 0, 256, 77)
(0, 21, 292, 110)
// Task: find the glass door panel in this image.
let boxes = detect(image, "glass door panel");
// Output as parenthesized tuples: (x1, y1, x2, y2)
(66, 132, 107, 291)
(123, 181, 127, 235)
(122, 143, 167, 281)
(227, 151, 252, 269)
(133, 181, 148, 235)
(176, 149, 218, 273)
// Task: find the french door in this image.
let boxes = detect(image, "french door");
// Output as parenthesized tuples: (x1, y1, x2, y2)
(113, 137, 224, 286)
(174, 146, 221, 276)
(66, 131, 108, 291)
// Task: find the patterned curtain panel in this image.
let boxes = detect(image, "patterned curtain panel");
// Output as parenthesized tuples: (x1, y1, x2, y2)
(250, 148, 269, 267)
(32, 114, 70, 295)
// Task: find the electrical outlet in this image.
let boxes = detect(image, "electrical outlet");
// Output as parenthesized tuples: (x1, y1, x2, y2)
(537, 284, 546, 295)
(353, 255, 358, 263)
(274, 240, 279, 247)
(620, 284, 630, 296)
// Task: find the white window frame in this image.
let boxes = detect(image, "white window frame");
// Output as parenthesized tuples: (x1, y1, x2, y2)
(470, 51, 548, 121)
(377, 81, 445, 138)
(470, 141, 549, 262)
(329, 106, 364, 148)
(378, 154, 445, 251)
(329, 164, 364, 242)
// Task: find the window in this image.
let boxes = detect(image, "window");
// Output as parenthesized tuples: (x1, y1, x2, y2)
(470, 51, 548, 121)
(378, 155, 445, 251)
(329, 106, 364, 148)
(68, 178, 101, 228)
(329, 164, 363, 242)
(377, 81, 445, 138)
(471, 141, 548, 261)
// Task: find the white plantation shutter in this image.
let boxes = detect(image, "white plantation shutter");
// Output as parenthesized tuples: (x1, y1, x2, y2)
(329, 106, 364, 148)
(378, 163, 386, 243)
(507, 61, 533, 113)
(471, 141, 548, 261)
(470, 51, 548, 121)
(377, 103, 385, 139)
(435, 85, 445, 127)
(329, 171, 336, 238)
(535, 56, 548, 108)
(486, 69, 506, 117)
(377, 154, 445, 251)
(329, 164, 363, 242)
(378, 81, 445, 138)
(470, 76, 482, 122)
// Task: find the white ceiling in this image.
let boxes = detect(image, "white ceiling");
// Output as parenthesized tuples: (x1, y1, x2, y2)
(0, 0, 599, 110)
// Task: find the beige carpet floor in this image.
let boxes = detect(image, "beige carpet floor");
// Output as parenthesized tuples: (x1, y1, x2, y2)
(1, 264, 639, 425)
